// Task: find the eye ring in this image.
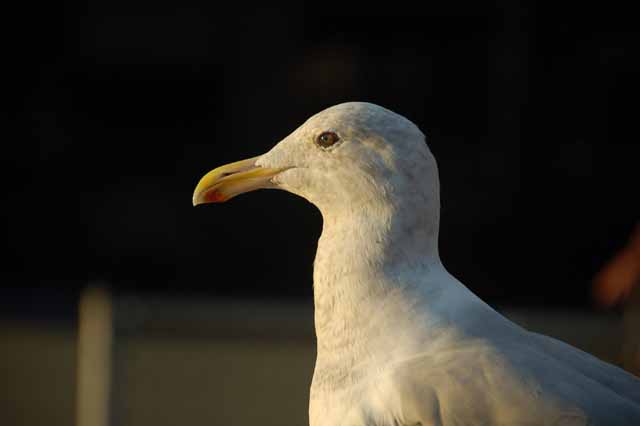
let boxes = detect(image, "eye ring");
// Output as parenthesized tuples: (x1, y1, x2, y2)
(316, 131, 340, 149)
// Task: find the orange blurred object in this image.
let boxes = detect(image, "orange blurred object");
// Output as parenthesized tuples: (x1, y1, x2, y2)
(592, 223, 640, 308)
(592, 223, 640, 376)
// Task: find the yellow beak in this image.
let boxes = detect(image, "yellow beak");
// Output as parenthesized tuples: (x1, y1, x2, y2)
(192, 156, 287, 206)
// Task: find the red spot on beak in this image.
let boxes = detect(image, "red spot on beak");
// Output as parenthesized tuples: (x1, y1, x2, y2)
(201, 188, 227, 203)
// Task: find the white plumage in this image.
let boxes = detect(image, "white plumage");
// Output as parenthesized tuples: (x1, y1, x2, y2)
(197, 102, 640, 425)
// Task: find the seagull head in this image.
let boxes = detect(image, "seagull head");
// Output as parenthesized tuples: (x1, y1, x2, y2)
(193, 102, 439, 222)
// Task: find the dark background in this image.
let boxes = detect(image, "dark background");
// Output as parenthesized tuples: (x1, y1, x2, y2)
(7, 2, 639, 319)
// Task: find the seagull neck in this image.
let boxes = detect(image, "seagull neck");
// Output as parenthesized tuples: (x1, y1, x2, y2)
(311, 202, 442, 383)
(315, 200, 440, 274)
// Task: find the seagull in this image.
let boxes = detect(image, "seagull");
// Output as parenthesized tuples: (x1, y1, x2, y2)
(193, 102, 640, 426)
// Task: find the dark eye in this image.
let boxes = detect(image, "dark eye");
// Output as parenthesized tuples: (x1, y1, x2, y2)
(316, 131, 340, 148)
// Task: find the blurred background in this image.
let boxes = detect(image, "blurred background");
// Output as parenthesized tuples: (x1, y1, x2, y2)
(5, 1, 639, 425)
